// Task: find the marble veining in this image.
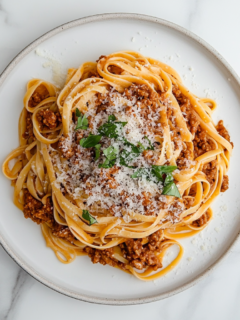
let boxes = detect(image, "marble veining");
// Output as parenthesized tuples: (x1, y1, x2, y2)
(2, 268, 32, 320)
(0, 1, 240, 319)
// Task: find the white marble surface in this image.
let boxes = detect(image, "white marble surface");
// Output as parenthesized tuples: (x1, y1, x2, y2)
(1, 0, 240, 319)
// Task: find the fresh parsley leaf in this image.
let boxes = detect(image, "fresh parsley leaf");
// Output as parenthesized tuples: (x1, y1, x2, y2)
(103, 145, 119, 161)
(108, 114, 117, 122)
(99, 158, 116, 168)
(144, 136, 154, 150)
(94, 144, 101, 160)
(98, 122, 119, 139)
(162, 182, 181, 198)
(98, 145, 119, 168)
(80, 135, 102, 148)
(75, 108, 81, 117)
(82, 210, 98, 225)
(75, 109, 88, 130)
(98, 121, 127, 139)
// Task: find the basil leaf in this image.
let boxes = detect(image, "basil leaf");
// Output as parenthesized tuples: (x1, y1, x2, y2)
(151, 166, 164, 183)
(144, 136, 154, 150)
(108, 114, 117, 122)
(99, 158, 116, 168)
(95, 144, 101, 160)
(164, 173, 174, 185)
(152, 165, 177, 174)
(82, 210, 98, 225)
(75, 108, 81, 117)
(162, 182, 181, 198)
(80, 135, 102, 148)
(103, 145, 119, 161)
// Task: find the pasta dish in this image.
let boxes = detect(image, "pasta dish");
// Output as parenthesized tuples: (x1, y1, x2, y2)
(2, 51, 233, 281)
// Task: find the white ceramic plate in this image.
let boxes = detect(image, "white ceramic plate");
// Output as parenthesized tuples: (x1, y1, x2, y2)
(0, 13, 240, 305)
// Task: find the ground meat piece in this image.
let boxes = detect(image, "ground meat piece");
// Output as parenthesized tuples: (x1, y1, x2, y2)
(177, 142, 193, 170)
(192, 210, 210, 227)
(202, 160, 217, 187)
(168, 200, 185, 223)
(37, 109, 62, 130)
(172, 84, 200, 134)
(23, 190, 53, 224)
(142, 150, 155, 164)
(83, 231, 163, 271)
(84, 247, 119, 267)
(28, 84, 50, 108)
(221, 175, 229, 192)
(51, 224, 76, 243)
(58, 136, 74, 159)
(193, 126, 215, 158)
(216, 120, 233, 148)
(23, 190, 76, 243)
(183, 197, 194, 209)
(119, 230, 163, 271)
(75, 131, 85, 144)
(96, 55, 107, 62)
(124, 84, 159, 108)
(22, 112, 35, 142)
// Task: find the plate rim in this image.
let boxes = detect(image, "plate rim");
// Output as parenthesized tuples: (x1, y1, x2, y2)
(0, 12, 240, 305)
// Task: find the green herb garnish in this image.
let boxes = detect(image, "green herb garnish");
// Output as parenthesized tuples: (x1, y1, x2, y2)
(162, 181, 181, 198)
(82, 210, 98, 225)
(99, 145, 119, 168)
(131, 165, 180, 198)
(119, 137, 154, 167)
(152, 165, 177, 174)
(108, 114, 117, 122)
(164, 172, 174, 185)
(103, 145, 119, 160)
(75, 108, 88, 130)
(131, 167, 152, 179)
(137, 142, 146, 153)
(120, 141, 141, 167)
(80, 135, 102, 148)
(76, 108, 81, 117)
(144, 136, 154, 150)
(94, 144, 101, 160)
(98, 115, 127, 139)
(99, 158, 116, 169)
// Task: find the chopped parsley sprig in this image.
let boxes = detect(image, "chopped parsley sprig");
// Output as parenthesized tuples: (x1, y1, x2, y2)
(99, 145, 119, 168)
(97, 115, 127, 139)
(80, 134, 102, 148)
(75, 108, 88, 130)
